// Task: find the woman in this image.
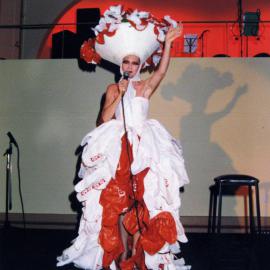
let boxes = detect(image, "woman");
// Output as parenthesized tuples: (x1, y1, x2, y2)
(57, 6, 190, 270)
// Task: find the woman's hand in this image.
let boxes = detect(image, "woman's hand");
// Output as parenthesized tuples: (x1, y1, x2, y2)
(165, 23, 183, 44)
(118, 79, 128, 96)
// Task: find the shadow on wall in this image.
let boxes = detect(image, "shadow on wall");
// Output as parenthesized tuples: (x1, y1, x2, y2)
(161, 63, 248, 217)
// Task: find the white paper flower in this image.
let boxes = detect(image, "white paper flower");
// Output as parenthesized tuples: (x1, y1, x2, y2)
(109, 4, 122, 15)
(103, 14, 117, 24)
(126, 10, 142, 25)
(157, 28, 166, 42)
(157, 47, 163, 54)
(137, 11, 150, 19)
(164, 15, 177, 28)
(93, 17, 106, 35)
(108, 23, 119, 33)
(104, 5, 122, 24)
(153, 54, 161, 66)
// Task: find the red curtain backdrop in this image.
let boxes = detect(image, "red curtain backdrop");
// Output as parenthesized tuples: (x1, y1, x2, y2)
(38, 0, 270, 58)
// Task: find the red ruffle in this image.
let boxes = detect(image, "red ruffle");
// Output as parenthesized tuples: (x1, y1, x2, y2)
(96, 27, 117, 44)
(80, 39, 101, 64)
(123, 201, 149, 235)
(119, 258, 135, 270)
(140, 212, 177, 255)
(99, 136, 134, 267)
(127, 19, 148, 31)
(99, 135, 177, 267)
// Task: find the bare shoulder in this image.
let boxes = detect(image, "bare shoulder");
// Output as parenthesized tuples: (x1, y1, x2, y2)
(104, 83, 119, 105)
(107, 83, 118, 91)
(106, 83, 118, 98)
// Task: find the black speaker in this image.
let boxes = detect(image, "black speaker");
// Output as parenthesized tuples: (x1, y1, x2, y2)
(243, 10, 260, 36)
(51, 30, 79, 59)
(76, 8, 100, 41)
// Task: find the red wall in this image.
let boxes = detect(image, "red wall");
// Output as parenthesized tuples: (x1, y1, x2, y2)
(38, 0, 270, 58)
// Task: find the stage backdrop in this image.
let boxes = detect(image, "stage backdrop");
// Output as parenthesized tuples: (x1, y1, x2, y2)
(20, 0, 270, 58)
(0, 59, 270, 222)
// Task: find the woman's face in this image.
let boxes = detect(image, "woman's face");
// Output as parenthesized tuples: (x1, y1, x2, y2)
(121, 55, 140, 78)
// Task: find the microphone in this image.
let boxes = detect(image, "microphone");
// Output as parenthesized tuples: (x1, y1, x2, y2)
(123, 71, 129, 80)
(7, 132, 18, 147)
(120, 71, 130, 97)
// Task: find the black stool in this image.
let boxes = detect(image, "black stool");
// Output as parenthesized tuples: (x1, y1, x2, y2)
(208, 174, 261, 233)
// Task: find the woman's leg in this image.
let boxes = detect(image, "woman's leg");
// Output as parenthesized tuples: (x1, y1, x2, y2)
(119, 214, 129, 262)
(132, 231, 140, 256)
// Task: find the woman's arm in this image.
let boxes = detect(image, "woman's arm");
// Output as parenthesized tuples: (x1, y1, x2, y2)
(144, 25, 183, 98)
(101, 80, 128, 123)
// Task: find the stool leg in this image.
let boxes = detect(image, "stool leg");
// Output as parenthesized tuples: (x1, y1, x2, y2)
(208, 187, 214, 233)
(212, 186, 218, 233)
(248, 185, 254, 233)
(217, 182, 223, 233)
(255, 182, 261, 234)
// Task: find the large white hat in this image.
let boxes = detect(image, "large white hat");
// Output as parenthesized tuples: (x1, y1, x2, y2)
(80, 5, 178, 68)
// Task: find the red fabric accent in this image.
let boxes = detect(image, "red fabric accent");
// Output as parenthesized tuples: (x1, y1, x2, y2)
(80, 39, 101, 63)
(100, 225, 123, 252)
(125, 8, 133, 15)
(133, 238, 148, 270)
(119, 258, 135, 270)
(96, 28, 117, 44)
(99, 135, 177, 267)
(145, 55, 153, 66)
(123, 202, 149, 235)
(127, 19, 148, 31)
(104, 27, 117, 37)
(140, 212, 177, 255)
(99, 135, 135, 267)
(103, 247, 123, 268)
(134, 168, 149, 200)
(119, 240, 148, 270)
(96, 33, 105, 44)
(154, 25, 159, 36)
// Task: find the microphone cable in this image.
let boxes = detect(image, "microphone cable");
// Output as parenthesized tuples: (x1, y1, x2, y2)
(120, 74, 143, 234)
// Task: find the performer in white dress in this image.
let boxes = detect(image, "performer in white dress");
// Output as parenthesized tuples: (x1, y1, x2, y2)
(57, 5, 191, 270)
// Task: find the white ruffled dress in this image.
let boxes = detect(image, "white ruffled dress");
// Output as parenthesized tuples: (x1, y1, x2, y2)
(57, 81, 191, 270)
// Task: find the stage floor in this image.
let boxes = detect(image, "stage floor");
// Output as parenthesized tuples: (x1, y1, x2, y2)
(0, 228, 269, 270)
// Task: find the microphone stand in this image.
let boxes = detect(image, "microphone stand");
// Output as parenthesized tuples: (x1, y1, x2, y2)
(3, 143, 13, 229)
(120, 82, 142, 234)
(2, 133, 25, 231)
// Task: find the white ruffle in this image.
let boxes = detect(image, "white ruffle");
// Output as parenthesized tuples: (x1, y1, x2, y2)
(144, 243, 191, 270)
